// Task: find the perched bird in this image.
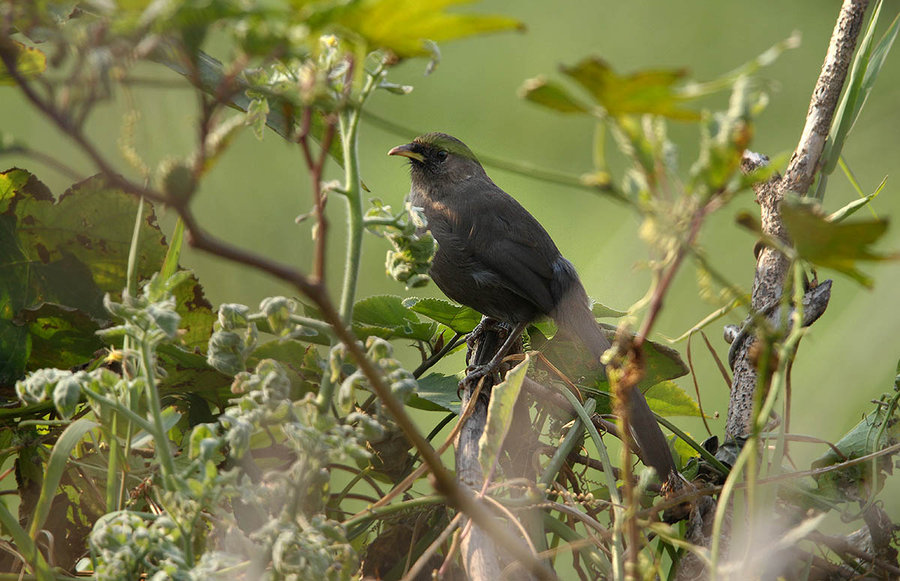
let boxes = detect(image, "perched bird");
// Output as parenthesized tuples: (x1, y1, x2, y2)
(389, 132, 675, 479)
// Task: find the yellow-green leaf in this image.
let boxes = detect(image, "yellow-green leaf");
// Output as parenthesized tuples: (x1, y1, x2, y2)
(519, 76, 590, 114)
(0, 41, 46, 85)
(561, 57, 700, 120)
(334, 0, 523, 58)
(644, 380, 702, 417)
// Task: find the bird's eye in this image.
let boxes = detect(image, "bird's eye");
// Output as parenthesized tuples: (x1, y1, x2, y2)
(436, 150, 448, 162)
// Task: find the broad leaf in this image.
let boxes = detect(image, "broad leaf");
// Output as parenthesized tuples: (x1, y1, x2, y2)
(13, 303, 104, 373)
(782, 199, 897, 287)
(0, 170, 166, 385)
(561, 57, 700, 120)
(412, 372, 460, 413)
(333, 0, 523, 58)
(0, 41, 46, 85)
(520, 77, 590, 114)
(403, 297, 480, 334)
(353, 295, 436, 341)
(644, 380, 702, 417)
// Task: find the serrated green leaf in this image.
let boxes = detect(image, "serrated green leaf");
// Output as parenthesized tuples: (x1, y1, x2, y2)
(561, 57, 700, 120)
(519, 76, 590, 114)
(353, 295, 436, 341)
(0, 170, 168, 385)
(479, 355, 529, 474)
(404, 297, 481, 333)
(333, 0, 523, 58)
(782, 200, 898, 287)
(0, 41, 46, 85)
(644, 380, 702, 417)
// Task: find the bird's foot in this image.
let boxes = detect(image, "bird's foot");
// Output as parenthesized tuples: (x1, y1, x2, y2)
(463, 362, 499, 386)
(465, 316, 505, 366)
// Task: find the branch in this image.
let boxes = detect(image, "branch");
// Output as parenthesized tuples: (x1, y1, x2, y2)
(0, 40, 554, 579)
(725, 0, 868, 442)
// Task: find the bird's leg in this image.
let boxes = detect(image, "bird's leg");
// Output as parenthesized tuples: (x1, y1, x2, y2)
(464, 320, 527, 384)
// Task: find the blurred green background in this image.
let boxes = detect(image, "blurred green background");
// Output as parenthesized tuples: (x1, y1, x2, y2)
(3, 0, 899, 511)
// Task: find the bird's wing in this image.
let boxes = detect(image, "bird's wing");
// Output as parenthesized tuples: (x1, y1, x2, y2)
(463, 184, 561, 315)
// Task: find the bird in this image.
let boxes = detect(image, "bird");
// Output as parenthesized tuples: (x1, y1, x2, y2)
(389, 132, 676, 480)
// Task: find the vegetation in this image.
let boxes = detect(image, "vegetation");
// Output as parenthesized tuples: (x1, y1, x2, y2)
(0, 0, 897, 579)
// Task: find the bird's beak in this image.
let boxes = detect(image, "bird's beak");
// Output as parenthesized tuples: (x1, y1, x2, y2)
(388, 143, 425, 163)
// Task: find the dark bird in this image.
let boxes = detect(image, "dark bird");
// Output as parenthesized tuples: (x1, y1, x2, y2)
(389, 132, 676, 479)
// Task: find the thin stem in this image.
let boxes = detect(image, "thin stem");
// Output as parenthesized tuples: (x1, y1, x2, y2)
(634, 200, 711, 350)
(139, 339, 180, 493)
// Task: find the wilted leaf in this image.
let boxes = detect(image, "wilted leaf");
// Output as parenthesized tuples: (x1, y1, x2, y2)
(782, 199, 897, 287)
(561, 57, 700, 120)
(479, 355, 529, 474)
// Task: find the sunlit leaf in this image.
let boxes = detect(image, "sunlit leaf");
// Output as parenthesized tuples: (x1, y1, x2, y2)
(333, 0, 523, 58)
(0, 41, 46, 85)
(561, 57, 700, 120)
(644, 380, 702, 417)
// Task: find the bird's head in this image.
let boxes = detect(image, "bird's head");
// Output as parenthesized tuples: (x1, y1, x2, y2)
(389, 132, 485, 188)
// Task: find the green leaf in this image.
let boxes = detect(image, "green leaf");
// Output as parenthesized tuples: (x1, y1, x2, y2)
(0, 41, 47, 85)
(353, 295, 436, 341)
(0, 170, 168, 385)
(412, 372, 460, 413)
(781, 199, 898, 287)
(591, 301, 627, 319)
(168, 270, 215, 351)
(479, 355, 529, 474)
(531, 323, 688, 398)
(156, 344, 232, 402)
(644, 380, 702, 417)
(403, 297, 481, 333)
(561, 57, 700, 120)
(247, 340, 322, 397)
(827, 175, 886, 222)
(333, 0, 523, 58)
(812, 398, 899, 500)
(13, 303, 105, 372)
(0, 500, 53, 581)
(519, 76, 591, 114)
(27, 418, 98, 539)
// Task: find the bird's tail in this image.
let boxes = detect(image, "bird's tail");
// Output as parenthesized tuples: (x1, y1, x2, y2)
(554, 282, 677, 480)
